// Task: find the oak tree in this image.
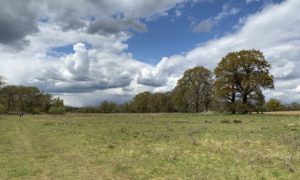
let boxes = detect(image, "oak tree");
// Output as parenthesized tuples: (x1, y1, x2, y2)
(214, 50, 274, 114)
(175, 66, 213, 113)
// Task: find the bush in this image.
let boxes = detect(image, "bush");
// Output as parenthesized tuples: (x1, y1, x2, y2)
(266, 99, 284, 111)
(30, 107, 42, 114)
(0, 103, 5, 113)
(49, 107, 65, 114)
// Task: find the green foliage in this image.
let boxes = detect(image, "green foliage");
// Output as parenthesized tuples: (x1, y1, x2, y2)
(0, 103, 5, 113)
(51, 97, 64, 108)
(266, 98, 284, 111)
(76, 106, 99, 113)
(39, 93, 52, 112)
(130, 91, 174, 113)
(172, 82, 192, 112)
(150, 92, 173, 112)
(214, 49, 274, 114)
(0, 83, 63, 114)
(48, 106, 65, 114)
(131, 91, 152, 113)
(99, 101, 119, 113)
(48, 97, 65, 114)
(174, 66, 213, 113)
(0, 85, 53, 113)
(119, 102, 132, 113)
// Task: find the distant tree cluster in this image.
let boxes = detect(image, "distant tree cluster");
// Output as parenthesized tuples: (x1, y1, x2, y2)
(173, 66, 213, 113)
(0, 78, 65, 114)
(264, 98, 300, 112)
(67, 93, 175, 113)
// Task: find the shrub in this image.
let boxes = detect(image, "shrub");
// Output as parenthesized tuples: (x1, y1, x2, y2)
(265, 99, 284, 111)
(30, 107, 42, 114)
(0, 103, 5, 113)
(49, 107, 65, 114)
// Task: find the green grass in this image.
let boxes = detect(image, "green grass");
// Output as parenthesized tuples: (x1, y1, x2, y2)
(0, 113, 299, 179)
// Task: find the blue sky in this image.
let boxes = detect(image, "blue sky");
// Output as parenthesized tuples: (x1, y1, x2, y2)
(127, 0, 283, 64)
(49, 0, 283, 64)
(0, 0, 299, 106)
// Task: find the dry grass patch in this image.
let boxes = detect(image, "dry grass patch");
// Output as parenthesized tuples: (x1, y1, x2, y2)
(265, 111, 300, 115)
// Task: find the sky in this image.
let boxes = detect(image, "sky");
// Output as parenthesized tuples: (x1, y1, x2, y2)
(0, 0, 299, 107)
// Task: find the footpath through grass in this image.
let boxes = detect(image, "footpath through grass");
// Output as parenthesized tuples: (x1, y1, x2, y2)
(0, 113, 299, 179)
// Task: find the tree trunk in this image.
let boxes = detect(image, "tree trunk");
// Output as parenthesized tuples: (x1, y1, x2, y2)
(195, 95, 199, 113)
(195, 101, 199, 113)
(185, 103, 188, 113)
(242, 94, 248, 114)
(7, 94, 12, 112)
(232, 108, 236, 114)
(204, 100, 210, 112)
(231, 91, 236, 114)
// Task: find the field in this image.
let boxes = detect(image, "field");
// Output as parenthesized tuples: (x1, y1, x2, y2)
(0, 113, 299, 179)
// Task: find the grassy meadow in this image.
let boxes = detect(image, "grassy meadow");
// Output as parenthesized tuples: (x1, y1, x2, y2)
(0, 113, 299, 179)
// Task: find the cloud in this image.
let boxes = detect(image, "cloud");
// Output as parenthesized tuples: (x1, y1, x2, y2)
(0, 0, 300, 106)
(137, 67, 168, 87)
(34, 42, 152, 93)
(63, 43, 90, 81)
(175, 9, 182, 17)
(155, 0, 300, 103)
(87, 18, 147, 35)
(55, 88, 135, 107)
(0, 0, 185, 48)
(0, 11, 167, 93)
(246, 0, 261, 4)
(193, 2, 240, 32)
(193, 19, 214, 32)
(0, 0, 38, 47)
(295, 85, 300, 93)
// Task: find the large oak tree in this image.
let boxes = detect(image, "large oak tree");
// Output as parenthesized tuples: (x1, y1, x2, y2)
(214, 49, 274, 114)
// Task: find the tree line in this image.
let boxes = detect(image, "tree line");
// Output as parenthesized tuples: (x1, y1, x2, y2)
(67, 49, 299, 114)
(0, 80, 65, 114)
(1, 49, 298, 114)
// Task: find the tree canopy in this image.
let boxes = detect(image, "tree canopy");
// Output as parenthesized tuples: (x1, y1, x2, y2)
(214, 50, 274, 114)
(174, 66, 213, 113)
(265, 98, 283, 111)
(0, 84, 64, 114)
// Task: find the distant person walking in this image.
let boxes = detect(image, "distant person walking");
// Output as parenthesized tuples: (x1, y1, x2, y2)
(19, 112, 24, 118)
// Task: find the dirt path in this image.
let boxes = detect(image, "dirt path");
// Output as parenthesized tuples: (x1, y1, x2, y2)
(1, 116, 111, 179)
(9, 118, 49, 179)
